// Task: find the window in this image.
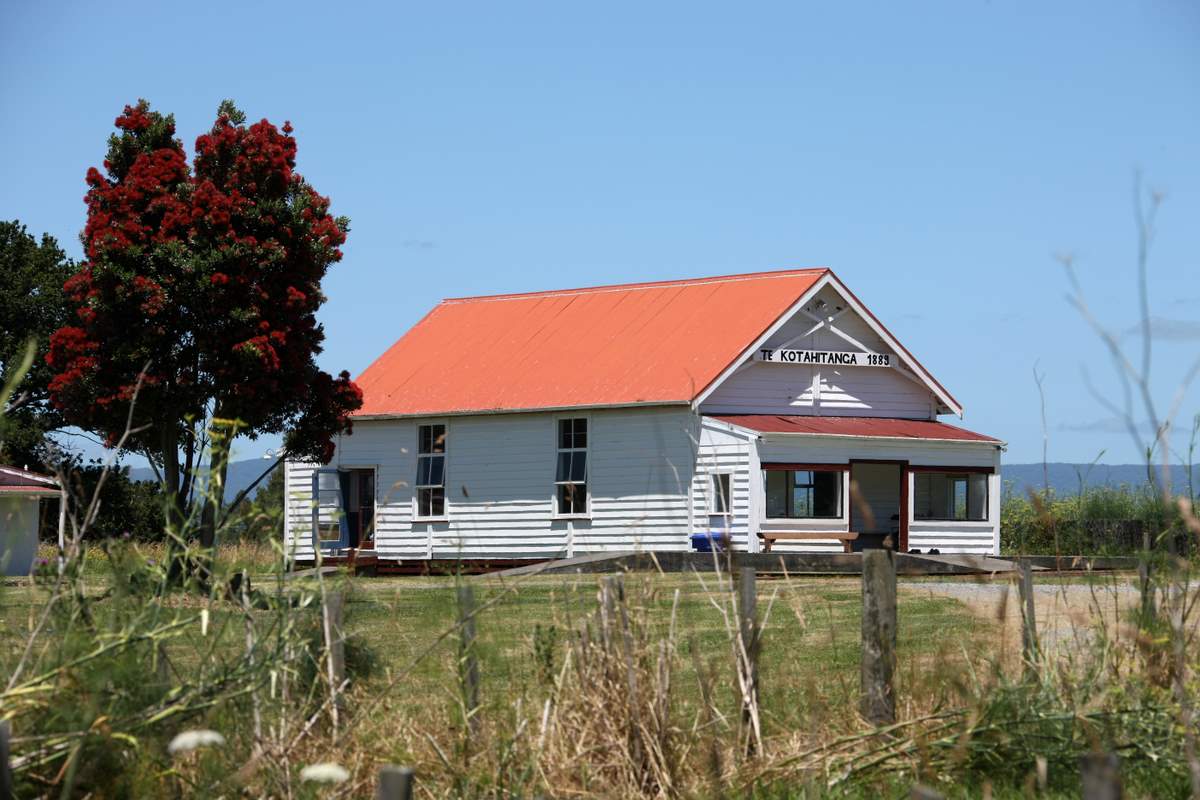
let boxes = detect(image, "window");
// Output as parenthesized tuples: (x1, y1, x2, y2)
(710, 473, 732, 516)
(555, 418, 587, 515)
(765, 470, 842, 518)
(416, 424, 446, 518)
(914, 472, 988, 521)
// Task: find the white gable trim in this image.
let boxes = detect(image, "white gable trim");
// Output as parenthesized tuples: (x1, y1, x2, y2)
(693, 272, 964, 417)
(823, 273, 962, 417)
(0, 466, 59, 487)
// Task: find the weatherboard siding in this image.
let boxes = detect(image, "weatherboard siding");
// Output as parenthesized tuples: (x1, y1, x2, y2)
(755, 436, 997, 467)
(285, 415, 1001, 559)
(283, 460, 317, 561)
(700, 362, 936, 418)
(692, 420, 757, 551)
(286, 408, 699, 561)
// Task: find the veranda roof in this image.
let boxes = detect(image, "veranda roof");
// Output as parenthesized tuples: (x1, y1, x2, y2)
(710, 415, 1002, 444)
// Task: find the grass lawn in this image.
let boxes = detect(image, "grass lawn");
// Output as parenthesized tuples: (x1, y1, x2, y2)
(335, 571, 987, 739)
(1, 565, 988, 738)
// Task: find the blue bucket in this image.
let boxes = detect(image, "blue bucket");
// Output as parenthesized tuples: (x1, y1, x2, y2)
(690, 531, 726, 552)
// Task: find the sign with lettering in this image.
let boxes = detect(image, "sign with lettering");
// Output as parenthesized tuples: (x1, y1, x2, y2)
(754, 348, 892, 367)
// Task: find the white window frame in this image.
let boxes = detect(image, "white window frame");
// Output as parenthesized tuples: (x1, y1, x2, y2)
(414, 421, 449, 521)
(552, 415, 590, 519)
(710, 472, 732, 517)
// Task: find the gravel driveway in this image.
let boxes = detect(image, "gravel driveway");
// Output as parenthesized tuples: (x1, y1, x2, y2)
(904, 576, 1141, 652)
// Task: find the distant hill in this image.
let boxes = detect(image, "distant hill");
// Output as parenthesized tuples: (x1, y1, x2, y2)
(128, 458, 1197, 504)
(128, 458, 279, 503)
(1001, 462, 1197, 497)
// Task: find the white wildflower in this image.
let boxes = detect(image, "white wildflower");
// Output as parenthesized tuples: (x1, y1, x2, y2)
(167, 729, 226, 755)
(300, 762, 350, 784)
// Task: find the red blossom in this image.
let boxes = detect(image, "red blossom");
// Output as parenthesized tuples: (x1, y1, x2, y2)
(114, 103, 155, 132)
(285, 286, 307, 307)
(49, 99, 360, 465)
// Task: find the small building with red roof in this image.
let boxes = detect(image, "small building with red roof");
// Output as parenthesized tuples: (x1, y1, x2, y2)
(285, 268, 1003, 562)
(1, 465, 62, 576)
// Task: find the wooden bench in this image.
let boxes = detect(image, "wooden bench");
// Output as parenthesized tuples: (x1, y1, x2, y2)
(760, 531, 859, 553)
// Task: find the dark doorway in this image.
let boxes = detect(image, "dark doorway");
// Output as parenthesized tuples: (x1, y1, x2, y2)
(340, 468, 376, 549)
(849, 461, 905, 551)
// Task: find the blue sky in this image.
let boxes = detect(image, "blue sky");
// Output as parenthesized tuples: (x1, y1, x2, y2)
(2, 1, 1198, 465)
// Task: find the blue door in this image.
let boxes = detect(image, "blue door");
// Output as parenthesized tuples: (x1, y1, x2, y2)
(311, 468, 349, 552)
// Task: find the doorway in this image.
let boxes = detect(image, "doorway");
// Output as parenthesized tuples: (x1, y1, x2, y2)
(341, 468, 376, 549)
(849, 461, 905, 551)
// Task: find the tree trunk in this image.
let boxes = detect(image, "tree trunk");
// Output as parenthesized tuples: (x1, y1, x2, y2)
(198, 439, 231, 550)
(160, 424, 189, 584)
(195, 413, 235, 588)
(159, 425, 183, 534)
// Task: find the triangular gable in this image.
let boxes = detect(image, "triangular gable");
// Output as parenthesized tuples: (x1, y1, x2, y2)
(694, 271, 962, 417)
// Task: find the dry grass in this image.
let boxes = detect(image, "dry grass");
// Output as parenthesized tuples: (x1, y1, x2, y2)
(4, 549, 1194, 798)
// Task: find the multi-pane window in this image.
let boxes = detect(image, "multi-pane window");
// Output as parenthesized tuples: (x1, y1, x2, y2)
(555, 418, 588, 515)
(765, 470, 842, 518)
(914, 472, 988, 521)
(416, 423, 446, 518)
(711, 473, 732, 516)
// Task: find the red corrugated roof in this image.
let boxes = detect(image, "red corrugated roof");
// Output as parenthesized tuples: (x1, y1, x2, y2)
(0, 485, 60, 495)
(0, 466, 60, 493)
(712, 415, 1002, 443)
(356, 269, 829, 417)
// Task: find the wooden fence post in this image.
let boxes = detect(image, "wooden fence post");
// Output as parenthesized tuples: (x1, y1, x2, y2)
(1080, 752, 1122, 800)
(1138, 527, 1155, 621)
(376, 765, 415, 800)
(457, 584, 481, 733)
(328, 591, 346, 688)
(0, 718, 12, 800)
(324, 589, 346, 728)
(861, 549, 896, 725)
(738, 567, 760, 755)
(1017, 562, 1038, 671)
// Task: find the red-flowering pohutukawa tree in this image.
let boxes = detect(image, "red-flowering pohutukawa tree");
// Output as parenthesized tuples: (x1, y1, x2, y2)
(47, 100, 362, 554)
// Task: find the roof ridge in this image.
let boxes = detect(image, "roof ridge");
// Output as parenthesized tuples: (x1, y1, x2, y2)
(440, 267, 830, 304)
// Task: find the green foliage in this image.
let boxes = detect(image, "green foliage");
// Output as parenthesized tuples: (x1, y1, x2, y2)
(0, 220, 74, 466)
(1001, 483, 1182, 554)
(51, 456, 167, 540)
(531, 622, 560, 688)
(2, 528, 356, 796)
(223, 461, 284, 542)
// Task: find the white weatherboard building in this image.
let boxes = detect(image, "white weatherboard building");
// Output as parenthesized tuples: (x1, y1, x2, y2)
(284, 268, 1003, 564)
